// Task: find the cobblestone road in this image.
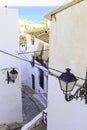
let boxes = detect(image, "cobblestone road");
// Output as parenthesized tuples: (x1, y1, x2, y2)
(22, 90, 41, 123)
(21, 85, 47, 130)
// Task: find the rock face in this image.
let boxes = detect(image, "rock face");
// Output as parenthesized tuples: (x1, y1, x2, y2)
(19, 18, 47, 35)
(19, 18, 47, 45)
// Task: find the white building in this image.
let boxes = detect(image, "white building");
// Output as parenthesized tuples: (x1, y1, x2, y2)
(19, 30, 49, 95)
(0, 7, 23, 125)
(45, 0, 87, 130)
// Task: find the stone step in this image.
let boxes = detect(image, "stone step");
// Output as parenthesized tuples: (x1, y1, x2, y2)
(8, 123, 22, 130)
(22, 85, 45, 111)
(34, 93, 47, 107)
(32, 122, 47, 130)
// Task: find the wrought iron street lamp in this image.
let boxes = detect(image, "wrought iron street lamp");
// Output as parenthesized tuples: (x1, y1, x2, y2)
(7, 68, 18, 84)
(58, 68, 87, 104)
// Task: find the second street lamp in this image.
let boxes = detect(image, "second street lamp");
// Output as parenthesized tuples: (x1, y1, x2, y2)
(58, 68, 87, 104)
(7, 68, 18, 84)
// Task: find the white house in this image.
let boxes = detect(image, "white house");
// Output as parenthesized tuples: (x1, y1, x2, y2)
(45, 0, 87, 130)
(19, 30, 49, 96)
(0, 7, 23, 125)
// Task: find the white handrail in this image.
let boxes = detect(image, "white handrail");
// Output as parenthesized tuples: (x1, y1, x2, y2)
(21, 108, 47, 130)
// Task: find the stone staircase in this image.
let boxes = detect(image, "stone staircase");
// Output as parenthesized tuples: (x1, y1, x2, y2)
(22, 85, 46, 111)
(0, 123, 22, 130)
(0, 86, 47, 130)
(34, 93, 47, 107)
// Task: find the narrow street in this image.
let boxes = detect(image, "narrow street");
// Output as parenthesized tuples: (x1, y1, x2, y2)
(0, 85, 47, 130)
(22, 85, 46, 124)
(21, 85, 47, 130)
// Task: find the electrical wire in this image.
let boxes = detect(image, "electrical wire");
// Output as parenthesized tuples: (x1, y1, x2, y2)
(19, 49, 85, 81)
(18, 49, 49, 55)
(19, 50, 63, 74)
(0, 49, 48, 71)
(0, 49, 31, 62)
(19, 50, 30, 61)
(0, 49, 85, 81)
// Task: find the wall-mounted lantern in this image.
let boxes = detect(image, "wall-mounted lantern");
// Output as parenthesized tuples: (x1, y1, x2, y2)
(7, 68, 18, 84)
(58, 68, 87, 104)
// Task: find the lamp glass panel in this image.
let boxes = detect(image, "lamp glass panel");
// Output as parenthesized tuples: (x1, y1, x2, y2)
(59, 80, 67, 91)
(59, 80, 75, 92)
(67, 82, 76, 92)
(10, 73, 17, 81)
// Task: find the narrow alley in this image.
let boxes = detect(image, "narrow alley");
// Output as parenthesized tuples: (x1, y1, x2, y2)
(0, 85, 47, 130)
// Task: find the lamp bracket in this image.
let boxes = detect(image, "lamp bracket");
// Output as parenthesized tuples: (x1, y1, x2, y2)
(65, 86, 87, 103)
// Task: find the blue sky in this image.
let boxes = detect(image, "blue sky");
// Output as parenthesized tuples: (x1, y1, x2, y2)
(9, 6, 57, 23)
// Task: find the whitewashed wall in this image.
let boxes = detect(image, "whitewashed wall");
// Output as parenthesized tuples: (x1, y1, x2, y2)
(26, 60, 48, 93)
(48, 0, 87, 130)
(20, 34, 48, 93)
(0, 7, 22, 124)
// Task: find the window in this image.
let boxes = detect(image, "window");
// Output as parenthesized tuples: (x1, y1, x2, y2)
(32, 74, 35, 90)
(39, 69, 44, 89)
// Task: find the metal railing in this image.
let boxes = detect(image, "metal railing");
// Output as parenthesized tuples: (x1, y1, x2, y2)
(42, 111, 47, 125)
